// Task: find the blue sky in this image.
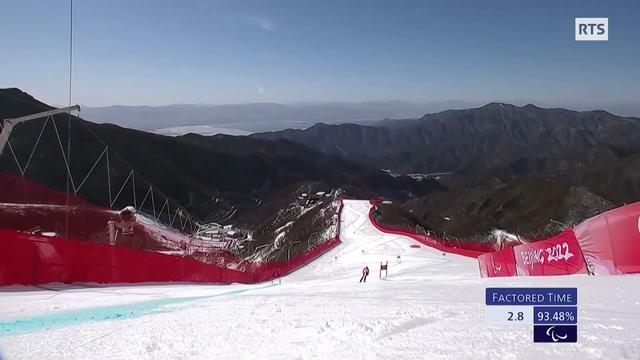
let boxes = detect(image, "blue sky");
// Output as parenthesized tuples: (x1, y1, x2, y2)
(1, 0, 638, 107)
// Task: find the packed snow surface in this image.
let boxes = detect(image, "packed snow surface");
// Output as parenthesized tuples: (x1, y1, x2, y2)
(1, 200, 640, 359)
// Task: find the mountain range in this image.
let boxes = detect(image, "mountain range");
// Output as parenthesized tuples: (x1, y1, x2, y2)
(80, 100, 476, 134)
(0, 88, 443, 259)
(80, 101, 640, 136)
(3, 87, 640, 243)
(256, 103, 640, 238)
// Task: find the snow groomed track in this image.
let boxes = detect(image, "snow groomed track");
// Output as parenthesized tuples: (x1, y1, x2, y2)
(1, 200, 640, 359)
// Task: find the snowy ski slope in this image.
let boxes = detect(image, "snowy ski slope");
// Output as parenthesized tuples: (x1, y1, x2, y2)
(1, 200, 639, 359)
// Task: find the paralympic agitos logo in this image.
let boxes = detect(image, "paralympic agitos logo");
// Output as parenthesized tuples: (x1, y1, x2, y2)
(534, 325, 577, 343)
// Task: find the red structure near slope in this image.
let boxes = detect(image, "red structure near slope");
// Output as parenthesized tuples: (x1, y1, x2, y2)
(0, 230, 251, 285)
(0, 172, 202, 252)
(480, 202, 640, 277)
(574, 202, 640, 275)
(0, 173, 344, 286)
(512, 229, 588, 276)
(368, 199, 489, 258)
(477, 247, 517, 277)
(0, 230, 342, 286)
(478, 228, 591, 278)
(369, 197, 640, 277)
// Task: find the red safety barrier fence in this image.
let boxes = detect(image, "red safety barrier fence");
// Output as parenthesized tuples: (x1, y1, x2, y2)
(0, 230, 252, 285)
(245, 237, 342, 283)
(239, 200, 344, 282)
(0, 172, 345, 286)
(0, 221, 342, 286)
(477, 246, 517, 277)
(512, 229, 588, 276)
(368, 204, 487, 258)
(374, 197, 640, 277)
(574, 201, 640, 275)
(0, 172, 95, 206)
(0, 173, 210, 253)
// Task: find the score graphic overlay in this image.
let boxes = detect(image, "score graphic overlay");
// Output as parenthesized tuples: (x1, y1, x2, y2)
(485, 288, 578, 343)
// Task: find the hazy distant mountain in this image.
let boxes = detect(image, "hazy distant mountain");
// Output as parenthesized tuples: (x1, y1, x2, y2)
(256, 102, 640, 205)
(80, 100, 478, 134)
(80, 100, 640, 136)
(251, 102, 638, 239)
(0, 88, 444, 224)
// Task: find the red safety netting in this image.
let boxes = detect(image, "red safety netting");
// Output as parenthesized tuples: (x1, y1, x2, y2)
(244, 237, 342, 283)
(0, 172, 345, 286)
(0, 230, 252, 285)
(0, 172, 208, 252)
(239, 200, 344, 282)
(0, 223, 342, 287)
(477, 246, 517, 277)
(513, 229, 588, 276)
(574, 201, 640, 275)
(0, 171, 95, 206)
(0, 230, 342, 286)
(368, 204, 488, 258)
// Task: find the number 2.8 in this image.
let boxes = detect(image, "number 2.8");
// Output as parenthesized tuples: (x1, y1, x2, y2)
(507, 312, 524, 321)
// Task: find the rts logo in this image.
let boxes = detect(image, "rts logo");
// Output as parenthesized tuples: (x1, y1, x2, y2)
(575, 18, 608, 41)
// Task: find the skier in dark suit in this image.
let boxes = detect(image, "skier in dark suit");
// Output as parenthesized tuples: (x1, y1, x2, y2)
(359, 266, 370, 283)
